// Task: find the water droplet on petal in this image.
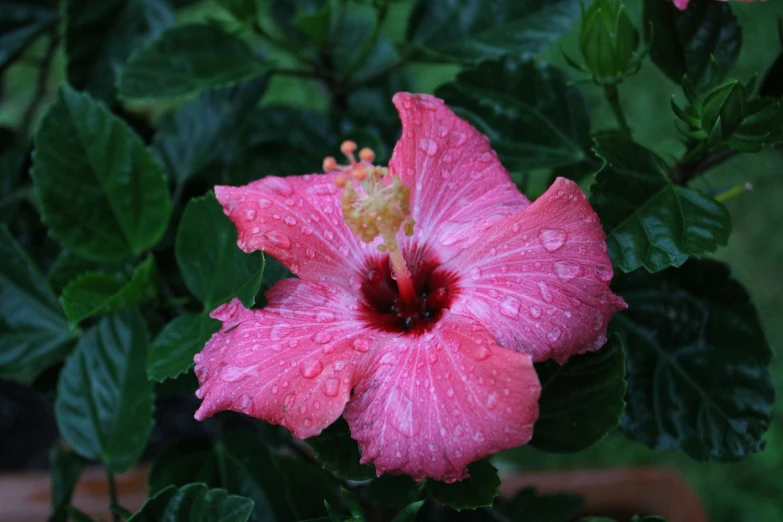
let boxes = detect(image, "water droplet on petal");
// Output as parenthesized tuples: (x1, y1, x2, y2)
(499, 297, 521, 318)
(593, 311, 603, 331)
(300, 360, 324, 379)
(600, 241, 607, 253)
(323, 378, 340, 397)
(446, 388, 455, 398)
(538, 280, 553, 302)
(284, 216, 297, 226)
(284, 393, 296, 410)
(486, 392, 498, 410)
(473, 344, 492, 361)
(470, 267, 482, 280)
(554, 260, 583, 282)
(419, 138, 438, 156)
(316, 311, 335, 323)
(305, 248, 315, 259)
(271, 385, 279, 395)
(546, 326, 562, 344)
(595, 264, 613, 282)
(313, 331, 332, 344)
(221, 365, 256, 382)
(265, 231, 291, 250)
(352, 338, 370, 353)
(529, 305, 542, 319)
(257, 198, 272, 208)
(238, 394, 253, 413)
(244, 209, 257, 222)
(324, 230, 334, 240)
(452, 131, 467, 146)
(512, 223, 521, 233)
(538, 229, 567, 252)
(266, 177, 294, 196)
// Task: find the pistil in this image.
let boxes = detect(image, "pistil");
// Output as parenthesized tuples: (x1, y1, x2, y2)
(324, 141, 417, 307)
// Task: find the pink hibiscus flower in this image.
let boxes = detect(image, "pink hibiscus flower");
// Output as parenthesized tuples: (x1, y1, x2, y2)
(192, 93, 627, 482)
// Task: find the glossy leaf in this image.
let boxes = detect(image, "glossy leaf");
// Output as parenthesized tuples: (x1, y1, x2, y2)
(176, 193, 264, 309)
(128, 483, 254, 522)
(390, 502, 423, 522)
(147, 432, 296, 522)
(425, 459, 500, 511)
(307, 418, 375, 481)
(217, 0, 260, 23)
(614, 260, 773, 461)
(407, 0, 582, 63)
(60, 255, 157, 327)
(64, 0, 174, 101)
(0, 0, 57, 72)
(506, 487, 583, 522)
(643, 0, 740, 89)
(55, 310, 154, 472)
(530, 334, 626, 453)
(147, 312, 220, 382)
(436, 57, 590, 172)
(49, 446, 86, 522)
(590, 135, 730, 273)
(118, 23, 266, 100)
(152, 78, 268, 183)
(0, 227, 75, 384)
(276, 457, 342, 520)
(31, 86, 171, 262)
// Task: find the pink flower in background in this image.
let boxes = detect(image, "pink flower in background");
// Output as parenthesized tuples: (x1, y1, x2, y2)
(674, 0, 765, 9)
(192, 93, 627, 482)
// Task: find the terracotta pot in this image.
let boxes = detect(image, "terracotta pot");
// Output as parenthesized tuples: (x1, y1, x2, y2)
(499, 467, 708, 522)
(0, 465, 706, 522)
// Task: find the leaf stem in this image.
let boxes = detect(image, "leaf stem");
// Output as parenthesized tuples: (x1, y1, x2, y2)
(603, 84, 632, 138)
(105, 468, 120, 522)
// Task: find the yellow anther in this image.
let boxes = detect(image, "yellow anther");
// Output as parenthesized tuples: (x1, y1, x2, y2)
(359, 147, 375, 163)
(404, 218, 415, 237)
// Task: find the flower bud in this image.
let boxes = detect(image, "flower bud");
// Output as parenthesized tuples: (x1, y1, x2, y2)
(700, 80, 747, 144)
(578, 0, 639, 84)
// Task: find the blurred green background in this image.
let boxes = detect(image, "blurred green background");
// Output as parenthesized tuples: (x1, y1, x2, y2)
(2, 1, 781, 521)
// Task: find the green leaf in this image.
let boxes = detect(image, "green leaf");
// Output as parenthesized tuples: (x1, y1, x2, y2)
(128, 483, 254, 522)
(643, 0, 740, 90)
(64, 0, 174, 101)
(118, 23, 266, 101)
(60, 255, 157, 327)
(147, 312, 220, 382)
(0, 0, 57, 73)
(614, 259, 773, 461)
(530, 334, 626, 453)
(406, 0, 581, 63)
(363, 475, 419, 510)
(0, 227, 75, 384)
(0, 143, 28, 223)
(276, 457, 342, 520)
(390, 502, 423, 522)
(31, 85, 171, 262)
(148, 432, 297, 522)
(176, 192, 264, 309)
(66, 507, 94, 522)
(217, 0, 261, 24)
(152, 77, 268, 183)
(55, 309, 154, 472)
(307, 418, 375, 481)
(436, 57, 590, 172)
(49, 446, 85, 522)
(425, 459, 499, 511)
(506, 487, 583, 522)
(590, 135, 730, 273)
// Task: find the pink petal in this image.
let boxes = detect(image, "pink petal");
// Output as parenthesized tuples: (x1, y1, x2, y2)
(343, 311, 540, 482)
(674, 0, 689, 9)
(443, 177, 627, 365)
(215, 173, 375, 287)
(389, 93, 530, 257)
(193, 281, 386, 438)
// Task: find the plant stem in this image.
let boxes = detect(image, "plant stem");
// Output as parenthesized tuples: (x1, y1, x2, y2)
(603, 84, 632, 138)
(715, 182, 753, 203)
(106, 468, 120, 522)
(20, 31, 59, 137)
(674, 148, 738, 186)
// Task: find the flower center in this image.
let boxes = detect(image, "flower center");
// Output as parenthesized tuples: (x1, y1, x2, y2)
(359, 246, 459, 333)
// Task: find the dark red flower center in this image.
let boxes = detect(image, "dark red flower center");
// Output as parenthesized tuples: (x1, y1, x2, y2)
(360, 245, 458, 333)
